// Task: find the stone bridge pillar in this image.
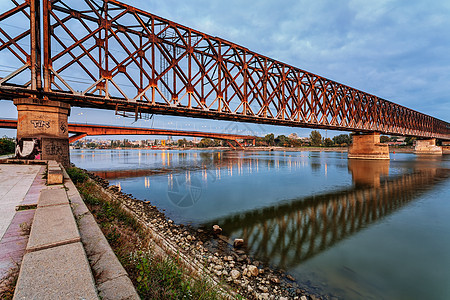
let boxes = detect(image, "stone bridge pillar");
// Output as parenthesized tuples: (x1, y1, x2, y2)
(14, 98, 71, 167)
(348, 132, 389, 160)
(414, 139, 442, 155)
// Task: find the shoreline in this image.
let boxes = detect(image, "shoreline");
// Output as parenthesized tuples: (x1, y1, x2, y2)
(81, 169, 323, 299)
(73, 146, 416, 153)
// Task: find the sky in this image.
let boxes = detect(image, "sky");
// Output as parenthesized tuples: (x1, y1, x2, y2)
(0, 0, 449, 140)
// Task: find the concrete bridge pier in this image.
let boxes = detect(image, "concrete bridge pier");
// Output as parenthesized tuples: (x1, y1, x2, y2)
(14, 98, 71, 167)
(414, 139, 442, 155)
(348, 132, 389, 160)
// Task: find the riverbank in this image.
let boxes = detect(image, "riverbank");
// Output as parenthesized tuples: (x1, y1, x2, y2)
(72, 166, 321, 300)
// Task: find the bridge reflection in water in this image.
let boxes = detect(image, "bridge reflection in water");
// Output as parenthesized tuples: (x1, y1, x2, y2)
(204, 160, 449, 269)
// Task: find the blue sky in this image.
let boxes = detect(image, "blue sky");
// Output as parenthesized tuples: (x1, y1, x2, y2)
(1, 0, 449, 139)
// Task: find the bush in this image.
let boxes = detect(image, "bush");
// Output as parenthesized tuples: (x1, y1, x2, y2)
(66, 167, 89, 184)
(0, 137, 15, 155)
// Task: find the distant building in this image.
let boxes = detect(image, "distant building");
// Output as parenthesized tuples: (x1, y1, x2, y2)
(288, 133, 299, 139)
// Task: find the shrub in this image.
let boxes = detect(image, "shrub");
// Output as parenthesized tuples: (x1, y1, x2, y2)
(66, 167, 88, 184)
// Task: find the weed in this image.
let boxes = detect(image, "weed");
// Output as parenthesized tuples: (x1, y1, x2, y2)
(66, 167, 88, 184)
(19, 222, 31, 235)
(0, 264, 20, 300)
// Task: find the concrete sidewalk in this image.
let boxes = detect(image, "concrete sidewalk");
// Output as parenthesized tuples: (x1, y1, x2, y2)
(0, 163, 44, 286)
(0, 165, 41, 240)
(0, 161, 139, 299)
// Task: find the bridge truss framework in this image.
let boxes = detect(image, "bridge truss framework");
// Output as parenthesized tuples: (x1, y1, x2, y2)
(0, 0, 449, 140)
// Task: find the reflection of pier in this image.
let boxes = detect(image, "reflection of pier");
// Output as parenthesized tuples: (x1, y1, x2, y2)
(205, 167, 449, 268)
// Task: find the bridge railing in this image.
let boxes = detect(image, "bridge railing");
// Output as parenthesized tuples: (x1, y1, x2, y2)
(0, 0, 449, 139)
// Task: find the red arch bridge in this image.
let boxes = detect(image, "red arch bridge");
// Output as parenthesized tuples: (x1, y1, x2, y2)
(0, 119, 255, 149)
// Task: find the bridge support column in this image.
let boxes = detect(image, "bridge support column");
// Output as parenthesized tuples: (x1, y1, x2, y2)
(14, 98, 71, 167)
(414, 139, 442, 155)
(348, 132, 389, 160)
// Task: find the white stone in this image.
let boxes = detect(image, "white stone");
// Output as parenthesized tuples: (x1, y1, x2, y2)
(212, 224, 222, 234)
(230, 269, 240, 280)
(248, 265, 259, 277)
(234, 238, 244, 248)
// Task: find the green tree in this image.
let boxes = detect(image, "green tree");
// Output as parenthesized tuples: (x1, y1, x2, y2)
(177, 138, 187, 147)
(275, 135, 289, 147)
(198, 138, 214, 148)
(263, 133, 275, 146)
(332, 134, 352, 146)
(310, 130, 322, 147)
(323, 137, 334, 147)
(404, 137, 415, 146)
(380, 135, 390, 143)
(0, 137, 15, 155)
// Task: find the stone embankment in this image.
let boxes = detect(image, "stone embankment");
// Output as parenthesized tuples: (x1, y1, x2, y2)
(9, 160, 138, 299)
(87, 172, 323, 300)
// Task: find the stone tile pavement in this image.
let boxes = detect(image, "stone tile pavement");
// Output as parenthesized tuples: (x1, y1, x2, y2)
(0, 165, 42, 240)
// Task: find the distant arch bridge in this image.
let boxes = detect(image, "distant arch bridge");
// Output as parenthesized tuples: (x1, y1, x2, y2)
(0, 119, 256, 149)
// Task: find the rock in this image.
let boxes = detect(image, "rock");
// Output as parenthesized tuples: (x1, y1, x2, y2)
(259, 269, 264, 275)
(270, 277, 280, 284)
(230, 269, 241, 280)
(215, 270, 222, 276)
(213, 225, 222, 234)
(214, 264, 223, 270)
(186, 235, 192, 241)
(234, 238, 244, 248)
(237, 255, 247, 262)
(259, 292, 269, 299)
(300, 296, 308, 300)
(287, 274, 295, 281)
(280, 297, 289, 300)
(224, 255, 233, 261)
(258, 285, 269, 293)
(248, 265, 259, 277)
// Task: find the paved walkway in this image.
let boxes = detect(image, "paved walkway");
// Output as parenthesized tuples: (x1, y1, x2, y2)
(0, 162, 138, 299)
(0, 165, 41, 240)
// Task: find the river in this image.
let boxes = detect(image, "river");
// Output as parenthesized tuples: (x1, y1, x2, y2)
(71, 149, 450, 300)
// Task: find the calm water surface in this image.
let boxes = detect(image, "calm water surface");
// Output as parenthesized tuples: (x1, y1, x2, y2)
(71, 149, 450, 300)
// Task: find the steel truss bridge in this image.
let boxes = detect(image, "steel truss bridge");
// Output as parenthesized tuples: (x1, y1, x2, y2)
(0, 0, 449, 139)
(205, 166, 449, 268)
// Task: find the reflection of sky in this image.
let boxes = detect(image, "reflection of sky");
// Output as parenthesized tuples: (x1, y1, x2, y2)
(71, 150, 450, 225)
(72, 149, 354, 223)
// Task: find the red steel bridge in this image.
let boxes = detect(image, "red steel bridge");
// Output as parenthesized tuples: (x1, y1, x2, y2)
(0, 119, 255, 147)
(0, 0, 449, 138)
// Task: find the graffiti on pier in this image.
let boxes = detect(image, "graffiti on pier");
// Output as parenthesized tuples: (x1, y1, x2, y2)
(30, 120, 50, 129)
(60, 121, 67, 134)
(44, 140, 64, 156)
(15, 138, 41, 160)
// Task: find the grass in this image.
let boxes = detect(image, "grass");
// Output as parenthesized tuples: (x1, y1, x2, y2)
(67, 167, 225, 300)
